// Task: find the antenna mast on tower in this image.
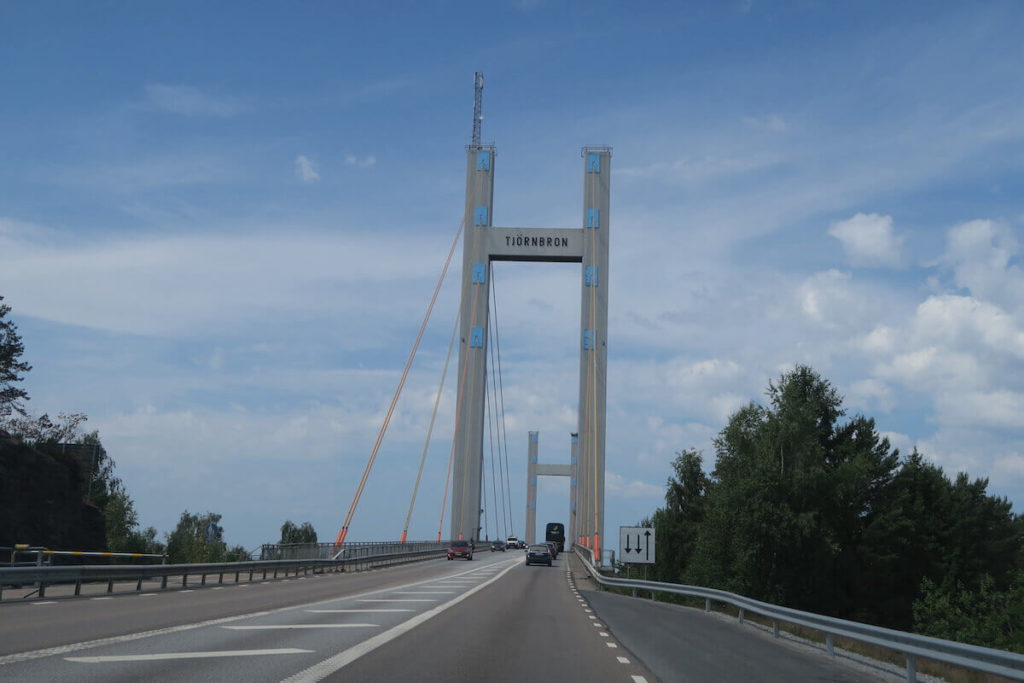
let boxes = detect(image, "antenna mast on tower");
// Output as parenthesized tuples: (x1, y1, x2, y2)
(471, 72, 484, 147)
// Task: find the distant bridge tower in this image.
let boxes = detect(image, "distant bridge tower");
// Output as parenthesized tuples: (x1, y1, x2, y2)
(450, 142, 611, 562)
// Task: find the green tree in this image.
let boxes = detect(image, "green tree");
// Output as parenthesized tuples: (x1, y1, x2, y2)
(646, 449, 708, 584)
(688, 366, 900, 618)
(166, 511, 230, 564)
(279, 520, 318, 545)
(913, 572, 1024, 653)
(0, 296, 31, 419)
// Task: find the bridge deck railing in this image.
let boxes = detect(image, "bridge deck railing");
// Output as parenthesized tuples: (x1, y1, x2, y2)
(574, 546, 1024, 683)
(0, 543, 449, 601)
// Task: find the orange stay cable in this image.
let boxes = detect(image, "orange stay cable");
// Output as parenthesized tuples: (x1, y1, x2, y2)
(334, 218, 465, 547)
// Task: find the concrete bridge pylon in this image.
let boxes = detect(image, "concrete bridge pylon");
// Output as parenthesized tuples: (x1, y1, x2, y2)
(450, 144, 610, 563)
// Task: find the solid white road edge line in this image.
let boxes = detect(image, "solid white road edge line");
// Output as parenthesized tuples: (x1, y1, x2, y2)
(0, 556, 509, 666)
(66, 649, 313, 663)
(280, 558, 520, 683)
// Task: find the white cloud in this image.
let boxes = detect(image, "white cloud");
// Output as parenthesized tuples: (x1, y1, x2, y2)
(294, 155, 320, 183)
(828, 213, 904, 268)
(345, 155, 377, 168)
(742, 114, 786, 132)
(942, 220, 1024, 312)
(145, 84, 246, 117)
(605, 472, 663, 499)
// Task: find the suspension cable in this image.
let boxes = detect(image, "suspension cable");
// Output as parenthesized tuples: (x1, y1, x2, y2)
(399, 309, 460, 543)
(490, 266, 515, 537)
(334, 216, 465, 548)
(486, 287, 508, 540)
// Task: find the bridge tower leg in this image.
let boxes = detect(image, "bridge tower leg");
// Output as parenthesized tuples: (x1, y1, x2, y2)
(526, 432, 538, 544)
(450, 144, 495, 542)
(577, 147, 611, 561)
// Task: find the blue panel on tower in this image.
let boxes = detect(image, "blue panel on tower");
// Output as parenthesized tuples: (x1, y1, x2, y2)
(475, 206, 488, 226)
(585, 266, 599, 287)
(583, 329, 594, 350)
(530, 477, 537, 486)
(529, 501, 536, 510)
(472, 263, 486, 284)
(470, 326, 484, 347)
(530, 454, 538, 463)
(586, 208, 600, 228)
(477, 151, 490, 171)
(587, 153, 601, 173)
(530, 432, 538, 443)
(570, 478, 577, 487)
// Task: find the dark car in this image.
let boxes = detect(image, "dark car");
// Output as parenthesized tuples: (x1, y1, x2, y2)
(490, 541, 505, 552)
(525, 543, 552, 567)
(447, 539, 473, 561)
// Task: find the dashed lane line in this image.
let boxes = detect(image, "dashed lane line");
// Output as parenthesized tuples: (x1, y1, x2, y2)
(223, 625, 379, 630)
(307, 609, 412, 614)
(66, 649, 312, 664)
(280, 558, 520, 683)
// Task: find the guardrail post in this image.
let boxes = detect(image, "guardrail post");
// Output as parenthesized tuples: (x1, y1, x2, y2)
(162, 555, 169, 589)
(136, 577, 143, 591)
(738, 608, 744, 625)
(182, 573, 188, 588)
(773, 620, 779, 638)
(705, 598, 710, 613)
(906, 654, 917, 683)
(826, 634, 834, 656)
(201, 573, 207, 586)
(631, 588, 637, 598)
(35, 551, 45, 598)
(75, 579, 82, 596)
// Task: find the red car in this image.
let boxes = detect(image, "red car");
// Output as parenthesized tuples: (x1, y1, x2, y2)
(447, 539, 473, 561)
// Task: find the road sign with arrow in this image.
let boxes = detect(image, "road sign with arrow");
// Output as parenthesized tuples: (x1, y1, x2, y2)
(618, 526, 656, 564)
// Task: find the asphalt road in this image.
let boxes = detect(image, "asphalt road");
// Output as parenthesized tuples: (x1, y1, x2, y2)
(1, 550, 904, 682)
(0, 552, 655, 682)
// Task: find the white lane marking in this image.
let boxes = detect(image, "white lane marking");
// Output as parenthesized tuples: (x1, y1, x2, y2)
(139, 593, 157, 597)
(358, 599, 437, 603)
(211, 587, 225, 590)
(599, 632, 609, 637)
(90, 597, 112, 601)
(589, 616, 597, 620)
(31, 602, 56, 606)
(179, 590, 194, 594)
(66, 648, 312, 663)
(593, 623, 602, 627)
(1, 563, 504, 666)
(281, 559, 520, 683)
(307, 609, 413, 614)
(606, 643, 618, 648)
(584, 609, 592, 613)
(631, 677, 649, 683)
(617, 656, 630, 663)
(389, 591, 455, 595)
(223, 625, 378, 630)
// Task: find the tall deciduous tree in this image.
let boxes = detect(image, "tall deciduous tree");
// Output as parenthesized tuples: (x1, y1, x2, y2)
(279, 520, 318, 545)
(645, 449, 708, 584)
(689, 365, 900, 617)
(0, 296, 31, 419)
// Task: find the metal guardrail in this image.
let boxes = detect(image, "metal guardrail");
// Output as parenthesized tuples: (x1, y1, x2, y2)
(258, 541, 447, 561)
(0, 544, 450, 601)
(574, 546, 1024, 683)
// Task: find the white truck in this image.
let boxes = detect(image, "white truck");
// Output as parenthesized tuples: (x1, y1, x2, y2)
(505, 536, 519, 550)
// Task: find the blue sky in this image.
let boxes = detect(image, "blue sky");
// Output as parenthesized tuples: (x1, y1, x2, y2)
(2, 1, 1023, 551)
